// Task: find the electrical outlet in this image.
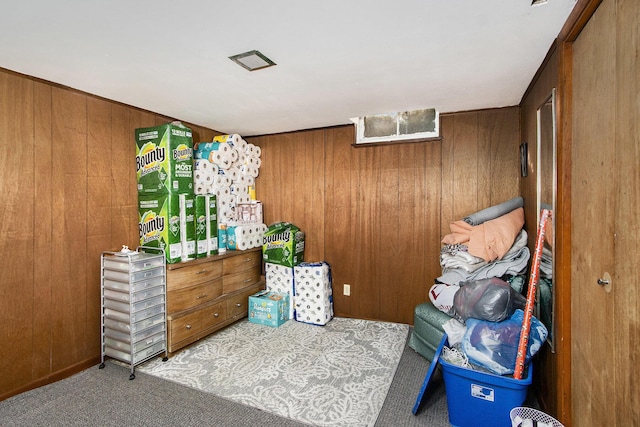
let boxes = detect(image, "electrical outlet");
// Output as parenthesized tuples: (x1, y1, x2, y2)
(343, 284, 351, 296)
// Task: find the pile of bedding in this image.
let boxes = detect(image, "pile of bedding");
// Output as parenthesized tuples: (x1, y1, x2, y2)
(428, 197, 548, 375)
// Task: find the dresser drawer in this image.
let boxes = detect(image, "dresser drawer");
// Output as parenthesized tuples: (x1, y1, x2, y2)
(223, 268, 261, 294)
(167, 260, 223, 291)
(168, 310, 202, 345)
(167, 279, 222, 313)
(222, 250, 261, 274)
(200, 302, 227, 330)
(226, 284, 263, 318)
(226, 292, 249, 318)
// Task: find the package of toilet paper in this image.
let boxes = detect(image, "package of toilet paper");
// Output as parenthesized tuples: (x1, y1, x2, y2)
(265, 262, 295, 319)
(293, 262, 333, 326)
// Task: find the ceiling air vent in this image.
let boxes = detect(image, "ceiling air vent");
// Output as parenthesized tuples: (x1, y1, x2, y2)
(352, 108, 439, 145)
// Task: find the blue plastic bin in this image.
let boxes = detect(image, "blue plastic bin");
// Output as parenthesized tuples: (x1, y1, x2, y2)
(440, 357, 532, 427)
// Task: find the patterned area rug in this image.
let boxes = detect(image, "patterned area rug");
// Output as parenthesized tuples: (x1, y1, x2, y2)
(139, 317, 409, 427)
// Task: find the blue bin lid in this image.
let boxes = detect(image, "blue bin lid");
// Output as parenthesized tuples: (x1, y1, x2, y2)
(412, 333, 447, 415)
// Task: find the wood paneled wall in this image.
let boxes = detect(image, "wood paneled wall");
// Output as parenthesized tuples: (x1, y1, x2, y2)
(248, 106, 520, 324)
(0, 68, 218, 400)
(0, 66, 520, 400)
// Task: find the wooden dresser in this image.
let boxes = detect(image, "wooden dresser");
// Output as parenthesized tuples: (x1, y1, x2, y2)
(166, 247, 264, 353)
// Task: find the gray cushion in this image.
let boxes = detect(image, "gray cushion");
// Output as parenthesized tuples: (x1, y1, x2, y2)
(409, 301, 453, 361)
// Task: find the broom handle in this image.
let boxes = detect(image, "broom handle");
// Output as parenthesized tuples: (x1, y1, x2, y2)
(513, 208, 551, 379)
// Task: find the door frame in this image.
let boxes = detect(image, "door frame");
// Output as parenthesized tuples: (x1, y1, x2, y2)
(554, 1, 604, 426)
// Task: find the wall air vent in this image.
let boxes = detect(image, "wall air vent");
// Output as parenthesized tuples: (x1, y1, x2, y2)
(352, 108, 439, 145)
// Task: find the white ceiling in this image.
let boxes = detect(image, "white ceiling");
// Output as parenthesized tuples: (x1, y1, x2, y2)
(1, 1, 576, 137)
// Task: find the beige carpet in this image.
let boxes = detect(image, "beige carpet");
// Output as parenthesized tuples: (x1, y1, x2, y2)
(139, 317, 409, 427)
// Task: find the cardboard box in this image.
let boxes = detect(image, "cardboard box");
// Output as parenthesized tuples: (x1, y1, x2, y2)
(262, 222, 305, 267)
(138, 193, 196, 264)
(135, 123, 194, 195)
(248, 291, 290, 327)
(195, 195, 218, 258)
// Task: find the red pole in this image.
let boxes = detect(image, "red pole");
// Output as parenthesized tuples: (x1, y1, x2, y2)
(513, 208, 551, 379)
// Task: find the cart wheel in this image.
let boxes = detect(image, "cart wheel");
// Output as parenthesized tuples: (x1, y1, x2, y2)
(129, 373, 135, 380)
(162, 357, 168, 362)
(98, 363, 105, 369)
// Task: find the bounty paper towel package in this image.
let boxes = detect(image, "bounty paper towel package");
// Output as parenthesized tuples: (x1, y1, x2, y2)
(139, 193, 196, 264)
(265, 262, 295, 319)
(135, 122, 194, 195)
(195, 195, 218, 258)
(262, 222, 305, 267)
(248, 291, 290, 327)
(293, 262, 334, 326)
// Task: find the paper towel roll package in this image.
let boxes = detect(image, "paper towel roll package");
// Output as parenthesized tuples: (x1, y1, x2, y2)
(293, 262, 334, 326)
(265, 262, 295, 319)
(138, 193, 196, 264)
(195, 195, 218, 258)
(135, 122, 194, 195)
(262, 222, 305, 268)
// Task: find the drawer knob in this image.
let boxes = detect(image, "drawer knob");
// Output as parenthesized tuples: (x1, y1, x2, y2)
(195, 269, 208, 275)
(185, 324, 192, 330)
(196, 294, 208, 299)
(243, 278, 252, 283)
(213, 313, 220, 318)
(236, 303, 242, 307)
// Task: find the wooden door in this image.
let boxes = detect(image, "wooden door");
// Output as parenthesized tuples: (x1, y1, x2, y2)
(570, 0, 640, 425)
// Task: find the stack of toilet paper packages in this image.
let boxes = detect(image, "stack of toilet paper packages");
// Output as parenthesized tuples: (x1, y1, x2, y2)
(193, 134, 261, 225)
(265, 261, 334, 326)
(265, 263, 296, 320)
(136, 122, 197, 264)
(294, 262, 334, 326)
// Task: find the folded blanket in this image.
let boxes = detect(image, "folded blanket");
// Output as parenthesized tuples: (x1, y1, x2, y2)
(438, 245, 530, 286)
(440, 251, 487, 273)
(442, 207, 525, 262)
(463, 197, 524, 226)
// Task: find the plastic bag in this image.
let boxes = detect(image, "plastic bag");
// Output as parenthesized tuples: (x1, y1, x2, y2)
(453, 277, 526, 322)
(461, 309, 548, 375)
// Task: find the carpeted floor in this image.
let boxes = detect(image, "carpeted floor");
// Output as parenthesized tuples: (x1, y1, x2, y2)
(0, 325, 452, 427)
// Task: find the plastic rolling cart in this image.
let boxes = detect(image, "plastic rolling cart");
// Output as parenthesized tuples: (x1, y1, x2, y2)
(99, 246, 168, 379)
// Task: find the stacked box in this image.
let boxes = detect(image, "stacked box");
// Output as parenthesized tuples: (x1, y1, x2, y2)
(265, 263, 295, 320)
(293, 262, 333, 326)
(195, 195, 218, 258)
(136, 122, 196, 264)
(262, 222, 305, 267)
(248, 291, 290, 327)
(139, 193, 196, 264)
(135, 123, 194, 195)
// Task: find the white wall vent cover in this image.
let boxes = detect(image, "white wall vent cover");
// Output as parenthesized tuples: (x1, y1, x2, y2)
(352, 108, 439, 145)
